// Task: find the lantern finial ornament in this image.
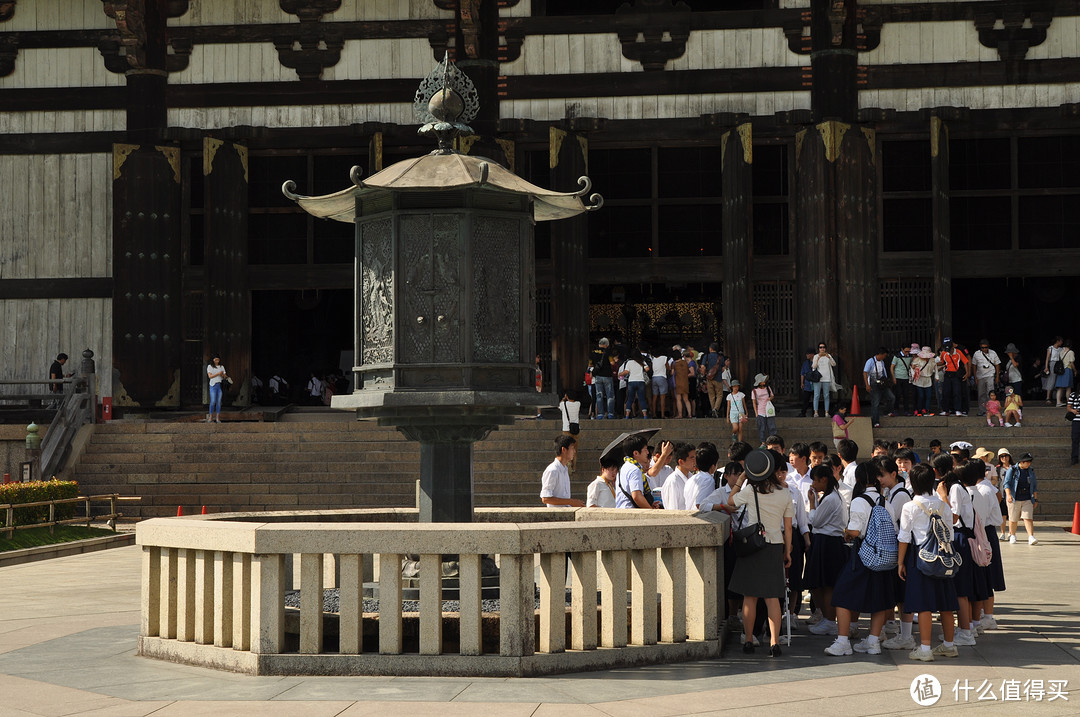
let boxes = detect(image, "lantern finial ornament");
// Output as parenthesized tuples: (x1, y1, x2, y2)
(414, 52, 480, 152)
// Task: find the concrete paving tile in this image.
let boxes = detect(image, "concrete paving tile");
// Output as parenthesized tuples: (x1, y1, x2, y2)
(272, 676, 471, 702)
(150, 701, 354, 717)
(337, 702, 539, 717)
(62, 701, 173, 717)
(451, 679, 582, 703)
(89, 676, 304, 703)
(531, 704, 614, 717)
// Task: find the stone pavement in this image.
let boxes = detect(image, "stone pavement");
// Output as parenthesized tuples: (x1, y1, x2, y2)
(1, 524, 1079, 717)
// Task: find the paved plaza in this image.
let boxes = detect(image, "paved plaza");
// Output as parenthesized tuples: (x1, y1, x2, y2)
(0, 524, 1078, 716)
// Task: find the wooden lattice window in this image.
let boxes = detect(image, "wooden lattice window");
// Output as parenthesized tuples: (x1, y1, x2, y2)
(879, 279, 934, 350)
(752, 281, 795, 395)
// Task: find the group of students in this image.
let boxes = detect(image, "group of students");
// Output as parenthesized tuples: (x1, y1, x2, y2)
(539, 427, 1036, 662)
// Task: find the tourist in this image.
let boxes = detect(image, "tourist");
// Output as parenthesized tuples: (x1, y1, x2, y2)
(702, 343, 724, 418)
(750, 373, 777, 447)
(1054, 339, 1075, 407)
(910, 346, 935, 417)
(591, 338, 615, 419)
(971, 339, 1001, 416)
(1043, 336, 1064, 404)
(984, 390, 1004, 428)
(1003, 386, 1023, 427)
(206, 355, 228, 424)
(798, 348, 815, 417)
(832, 405, 852, 450)
(1003, 342, 1024, 398)
(863, 346, 895, 428)
(1002, 452, 1038, 544)
(649, 346, 670, 419)
(939, 338, 970, 416)
(994, 448, 1012, 534)
(672, 350, 694, 419)
(811, 343, 837, 418)
(727, 449, 794, 657)
(585, 453, 619, 508)
(619, 348, 649, 419)
(48, 352, 69, 409)
(559, 390, 581, 473)
(1069, 387, 1080, 466)
(539, 434, 584, 507)
(726, 379, 748, 443)
(891, 343, 917, 416)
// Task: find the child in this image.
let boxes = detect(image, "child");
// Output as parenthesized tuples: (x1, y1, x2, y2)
(727, 379, 748, 443)
(985, 390, 1004, 427)
(936, 458, 980, 647)
(584, 360, 596, 419)
(898, 463, 960, 662)
(927, 439, 943, 463)
(832, 406, 853, 451)
(995, 448, 1012, 534)
(1003, 386, 1023, 427)
(974, 458, 1005, 631)
(806, 464, 849, 638)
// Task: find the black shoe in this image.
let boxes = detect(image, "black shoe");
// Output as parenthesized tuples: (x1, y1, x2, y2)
(742, 641, 755, 654)
(770, 644, 782, 658)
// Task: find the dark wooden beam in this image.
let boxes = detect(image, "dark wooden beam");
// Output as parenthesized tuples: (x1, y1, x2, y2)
(246, 264, 353, 290)
(0, 278, 113, 300)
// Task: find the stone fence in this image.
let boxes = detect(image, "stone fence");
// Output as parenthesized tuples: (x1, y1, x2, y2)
(136, 507, 730, 677)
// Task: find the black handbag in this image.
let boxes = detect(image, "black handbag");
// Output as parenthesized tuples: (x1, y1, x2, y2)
(807, 369, 822, 383)
(732, 488, 768, 557)
(562, 401, 580, 435)
(1054, 360, 1066, 376)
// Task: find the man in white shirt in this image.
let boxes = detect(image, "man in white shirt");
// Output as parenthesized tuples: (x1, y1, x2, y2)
(540, 435, 585, 507)
(786, 442, 813, 513)
(650, 348, 670, 419)
(972, 339, 1001, 415)
(683, 443, 720, 510)
(586, 454, 621, 508)
(660, 443, 696, 510)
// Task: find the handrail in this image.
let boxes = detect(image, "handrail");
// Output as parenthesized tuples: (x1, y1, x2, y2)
(1, 493, 140, 539)
(39, 377, 95, 480)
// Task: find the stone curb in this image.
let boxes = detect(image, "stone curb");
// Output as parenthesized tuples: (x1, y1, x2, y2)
(0, 532, 136, 569)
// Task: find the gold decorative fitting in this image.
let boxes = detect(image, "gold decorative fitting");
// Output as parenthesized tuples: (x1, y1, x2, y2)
(549, 127, 567, 169)
(156, 145, 181, 184)
(113, 143, 139, 179)
(456, 134, 480, 155)
(495, 138, 516, 173)
(795, 129, 807, 163)
(236, 144, 249, 182)
(372, 132, 383, 172)
(817, 121, 850, 163)
(930, 116, 947, 158)
(737, 123, 753, 164)
(577, 135, 589, 175)
(861, 127, 876, 166)
(203, 137, 224, 176)
(720, 131, 729, 166)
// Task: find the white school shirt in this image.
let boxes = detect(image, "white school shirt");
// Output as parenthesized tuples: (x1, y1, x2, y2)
(847, 488, 882, 538)
(808, 490, 846, 536)
(539, 459, 572, 502)
(661, 468, 689, 510)
(788, 483, 810, 536)
(651, 463, 673, 491)
(948, 482, 975, 528)
(884, 483, 912, 530)
(975, 479, 1004, 527)
(586, 476, 616, 508)
(898, 495, 954, 545)
(698, 484, 730, 515)
(786, 469, 813, 513)
(559, 400, 581, 432)
(842, 462, 858, 489)
(683, 470, 715, 510)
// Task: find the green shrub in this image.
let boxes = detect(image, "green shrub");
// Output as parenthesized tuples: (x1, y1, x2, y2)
(0, 480, 80, 526)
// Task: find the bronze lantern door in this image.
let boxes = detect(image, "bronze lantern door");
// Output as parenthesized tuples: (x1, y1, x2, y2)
(400, 213, 463, 373)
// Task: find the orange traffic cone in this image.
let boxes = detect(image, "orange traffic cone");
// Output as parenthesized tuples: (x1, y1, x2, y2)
(201, 505, 208, 515)
(177, 505, 184, 517)
(850, 385, 862, 416)
(1071, 502, 1080, 536)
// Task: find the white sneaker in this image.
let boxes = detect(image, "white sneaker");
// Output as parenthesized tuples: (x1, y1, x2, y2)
(882, 635, 917, 651)
(953, 630, 977, 646)
(883, 619, 899, 636)
(824, 638, 853, 656)
(807, 608, 824, 625)
(1029, 536, 1039, 545)
(1009, 534, 1018, 544)
(853, 638, 882, 655)
(808, 618, 838, 636)
(932, 643, 959, 658)
(909, 647, 935, 662)
(1004, 422, 1012, 427)
(979, 615, 999, 630)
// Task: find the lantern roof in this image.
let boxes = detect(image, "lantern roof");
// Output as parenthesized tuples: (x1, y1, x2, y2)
(282, 151, 603, 222)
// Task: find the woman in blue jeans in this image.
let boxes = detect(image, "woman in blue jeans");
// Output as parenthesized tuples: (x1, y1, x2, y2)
(206, 355, 228, 424)
(811, 343, 837, 417)
(620, 350, 649, 419)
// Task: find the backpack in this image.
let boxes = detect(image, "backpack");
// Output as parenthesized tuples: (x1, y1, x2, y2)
(857, 494, 900, 572)
(961, 489, 993, 568)
(914, 500, 962, 578)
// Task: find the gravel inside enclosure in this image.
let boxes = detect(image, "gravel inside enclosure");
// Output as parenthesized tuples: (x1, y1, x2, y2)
(284, 587, 578, 613)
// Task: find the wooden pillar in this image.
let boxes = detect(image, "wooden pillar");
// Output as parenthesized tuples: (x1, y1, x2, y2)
(931, 116, 952, 345)
(810, 0, 859, 123)
(721, 123, 754, 385)
(549, 127, 591, 395)
(795, 122, 879, 396)
(112, 144, 182, 407)
(203, 138, 252, 406)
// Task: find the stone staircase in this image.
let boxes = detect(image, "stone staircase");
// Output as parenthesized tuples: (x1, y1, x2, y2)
(68, 407, 1080, 520)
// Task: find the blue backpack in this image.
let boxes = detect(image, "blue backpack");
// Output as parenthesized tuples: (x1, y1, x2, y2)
(914, 500, 962, 578)
(857, 494, 899, 571)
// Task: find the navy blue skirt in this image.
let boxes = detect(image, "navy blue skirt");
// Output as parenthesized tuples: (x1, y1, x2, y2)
(985, 526, 1006, 592)
(788, 528, 807, 595)
(953, 532, 993, 601)
(832, 542, 896, 613)
(903, 542, 959, 614)
(803, 534, 850, 590)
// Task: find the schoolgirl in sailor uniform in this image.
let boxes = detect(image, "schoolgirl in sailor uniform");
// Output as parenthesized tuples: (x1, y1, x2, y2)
(824, 462, 896, 656)
(804, 464, 849, 636)
(898, 463, 959, 661)
(974, 463, 1005, 631)
(960, 459, 996, 629)
(876, 456, 918, 651)
(936, 459, 985, 647)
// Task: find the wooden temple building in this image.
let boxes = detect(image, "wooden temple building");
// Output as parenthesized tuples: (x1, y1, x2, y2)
(1, 0, 1079, 407)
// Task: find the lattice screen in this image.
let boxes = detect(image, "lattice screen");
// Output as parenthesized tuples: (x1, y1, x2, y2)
(879, 278, 934, 350)
(752, 281, 796, 395)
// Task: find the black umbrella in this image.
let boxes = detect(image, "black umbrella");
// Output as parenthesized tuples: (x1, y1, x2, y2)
(599, 427, 660, 463)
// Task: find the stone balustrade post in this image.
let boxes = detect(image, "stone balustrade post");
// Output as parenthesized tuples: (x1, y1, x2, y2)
(600, 550, 628, 648)
(570, 550, 598, 651)
(300, 553, 324, 654)
(251, 554, 285, 654)
(338, 554, 365, 654)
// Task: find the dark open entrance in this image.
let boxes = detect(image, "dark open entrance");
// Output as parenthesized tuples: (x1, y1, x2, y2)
(251, 289, 354, 402)
(951, 276, 1079, 374)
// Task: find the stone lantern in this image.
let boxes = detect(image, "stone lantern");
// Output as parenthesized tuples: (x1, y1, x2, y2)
(284, 56, 601, 523)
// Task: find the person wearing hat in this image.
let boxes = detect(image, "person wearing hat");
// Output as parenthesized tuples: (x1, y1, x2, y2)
(751, 374, 777, 447)
(1003, 343, 1023, 398)
(1001, 452, 1038, 544)
(939, 338, 970, 417)
(972, 339, 1002, 416)
(799, 348, 815, 418)
(994, 448, 1012, 534)
(1003, 385, 1023, 427)
(910, 346, 936, 417)
(890, 343, 918, 416)
(726, 449, 793, 658)
(726, 379, 748, 443)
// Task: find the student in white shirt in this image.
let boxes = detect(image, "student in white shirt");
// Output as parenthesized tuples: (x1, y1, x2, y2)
(936, 458, 981, 647)
(683, 443, 719, 510)
(876, 456, 918, 651)
(586, 453, 620, 508)
(805, 464, 849, 638)
(974, 462, 1005, 631)
(660, 443, 696, 510)
(540, 435, 585, 507)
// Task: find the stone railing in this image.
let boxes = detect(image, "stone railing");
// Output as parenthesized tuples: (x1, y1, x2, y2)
(136, 508, 729, 677)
